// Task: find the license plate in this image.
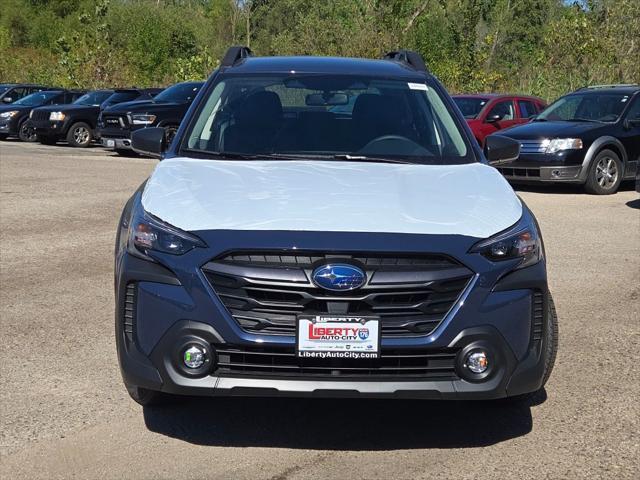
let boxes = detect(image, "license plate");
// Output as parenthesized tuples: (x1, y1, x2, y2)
(297, 315, 380, 359)
(106, 139, 115, 148)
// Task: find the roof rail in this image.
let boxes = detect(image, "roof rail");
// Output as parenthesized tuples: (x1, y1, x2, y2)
(221, 46, 253, 68)
(579, 84, 639, 90)
(383, 49, 428, 73)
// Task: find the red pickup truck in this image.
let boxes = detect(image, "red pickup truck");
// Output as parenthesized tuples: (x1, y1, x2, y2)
(453, 94, 546, 147)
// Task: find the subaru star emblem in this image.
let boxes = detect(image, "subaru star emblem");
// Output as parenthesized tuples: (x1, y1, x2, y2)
(311, 264, 366, 291)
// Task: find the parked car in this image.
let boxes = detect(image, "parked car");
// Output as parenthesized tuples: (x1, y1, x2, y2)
(0, 83, 52, 104)
(493, 85, 640, 194)
(453, 94, 546, 147)
(98, 81, 202, 155)
(30, 88, 162, 147)
(115, 47, 558, 406)
(0, 89, 86, 142)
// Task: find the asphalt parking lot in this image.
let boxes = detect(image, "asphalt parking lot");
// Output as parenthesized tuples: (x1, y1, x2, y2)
(1, 140, 638, 479)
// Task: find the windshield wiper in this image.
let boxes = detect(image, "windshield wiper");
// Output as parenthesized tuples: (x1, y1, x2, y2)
(182, 149, 264, 160)
(182, 149, 328, 161)
(332, 154, 411, 164)
(183, 149, 412, 164)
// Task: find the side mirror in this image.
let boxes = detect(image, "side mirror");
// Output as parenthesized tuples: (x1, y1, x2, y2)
(2, 97, 13, 103)
(484, 135, 520, 166)
(131, 127, 166, 159)
(486, 113, 503, 124)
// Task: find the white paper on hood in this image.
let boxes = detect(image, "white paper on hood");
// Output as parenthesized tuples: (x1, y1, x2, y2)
(142, 158, 522, 239)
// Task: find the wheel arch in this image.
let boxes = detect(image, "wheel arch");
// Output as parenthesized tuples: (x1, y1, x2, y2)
(68, 118, 96, 131)
(579, 136, 628, 182)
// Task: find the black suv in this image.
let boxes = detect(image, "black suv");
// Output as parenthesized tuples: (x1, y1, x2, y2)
(493, 85, 640, 194)
(0, 89, 86, 142)
(0, 84, 51, 104)
(98, 81, 203, 155)
(31, 88, 162, 147)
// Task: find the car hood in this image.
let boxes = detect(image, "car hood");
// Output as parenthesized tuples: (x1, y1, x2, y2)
(497, 120, 605, 139)
(142, 158, 522, 239)
(0, 104, 31, 113)
(33, 104, 99, 114)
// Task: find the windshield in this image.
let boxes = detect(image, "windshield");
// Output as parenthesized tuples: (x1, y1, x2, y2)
(453, 97, 489, 119)
(154, 83, 202, 103)
(13, 91, 60, 106)
(104, 91, 143, 104)
(184, 74, 472, 164)
(538, 92, 631, 123)
(0, 86, 10, 95)
(74, 91, 113, 106)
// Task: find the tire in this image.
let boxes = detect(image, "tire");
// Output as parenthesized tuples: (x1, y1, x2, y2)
(164, 125, 178, 146)
(538, 293, 559, 388)
(584, 149, 623, 195)
(0, 133, 7, 141)
(66, 122, 93, 148)
(18, 120, 37, 142)
(506, 292, 559, 403)
(38, 135, 57, 145)
(125, 384, 175, 407)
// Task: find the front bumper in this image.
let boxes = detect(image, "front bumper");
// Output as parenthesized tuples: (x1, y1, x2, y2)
(32, 119, 67, 139)
(497, 151, 586, 183)
(0, 119, 18, 135)
(102, 137, 132, 150)
(497, 164, 584, 183)
(116, 224, 551, 400)
(120, 316, 547, 400)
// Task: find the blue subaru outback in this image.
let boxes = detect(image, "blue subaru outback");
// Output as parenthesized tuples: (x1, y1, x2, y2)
(115, 47, 558, 405)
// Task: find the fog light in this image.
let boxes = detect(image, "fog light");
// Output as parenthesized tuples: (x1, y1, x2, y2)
(183, 345, 207, 369)
(465, 351, 489, 374)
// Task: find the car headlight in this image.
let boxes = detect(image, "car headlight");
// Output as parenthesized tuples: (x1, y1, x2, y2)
(49, 112, 66, 121)
(129, 209, 205, 257)
(471, 224, 542, 270)
(130, 114, 157, 125)
(542, 138, 583, 154)
(0, 110, 18, 119)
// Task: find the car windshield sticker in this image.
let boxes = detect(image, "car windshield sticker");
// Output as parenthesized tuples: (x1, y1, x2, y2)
(408, 82, 428, 91)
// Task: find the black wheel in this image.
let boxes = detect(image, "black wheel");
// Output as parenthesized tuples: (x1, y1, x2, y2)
(38, 135, 57, 145)
(584, 149, 623, 195)
(125, 384, 176, 407)
(507, 292, 559, 403)
(66, 122, 93, 147)
(164, 125, 178, 146)
(0, 133, 8, 141)
(18, 120, 37, 142)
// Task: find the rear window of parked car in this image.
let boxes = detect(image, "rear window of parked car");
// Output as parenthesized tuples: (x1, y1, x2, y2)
(453, 97, 489, 119)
